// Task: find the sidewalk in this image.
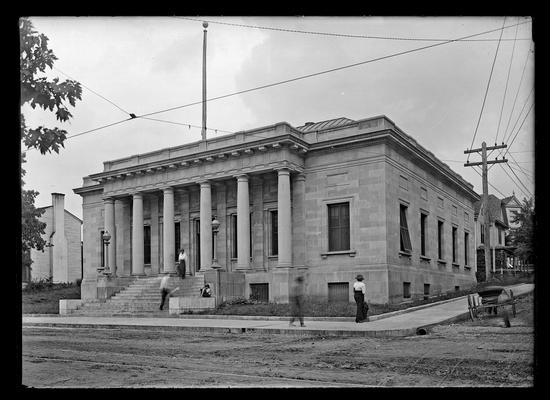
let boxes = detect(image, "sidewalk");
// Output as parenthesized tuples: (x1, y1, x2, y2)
(22, 283, 534, 338)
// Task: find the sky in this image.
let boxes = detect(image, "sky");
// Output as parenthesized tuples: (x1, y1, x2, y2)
(21, 16, 535, 220)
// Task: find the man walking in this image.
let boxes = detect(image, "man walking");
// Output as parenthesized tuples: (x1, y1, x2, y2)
(289, 276, 306, 327)
(159, 275, 179, 311)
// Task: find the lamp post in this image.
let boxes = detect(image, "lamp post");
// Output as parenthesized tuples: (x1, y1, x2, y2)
(211, 216, 220, 269)
(102, 230, 112, 275)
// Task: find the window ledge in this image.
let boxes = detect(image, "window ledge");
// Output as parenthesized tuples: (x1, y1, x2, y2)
(321, 250, 356, 259)
(437, 259, 447, 265)
(464, 265, 471, 270)
(452, 263, 460, 268)
(419, 255, 431, 262)
(399, 251, 412, 258)
(267, 255, 278, 260)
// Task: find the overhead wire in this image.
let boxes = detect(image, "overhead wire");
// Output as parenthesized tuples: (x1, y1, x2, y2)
(141, 19, 531, 120)
(501, 162, 533, 198)
(176, 16, 532, 42)
(495, 18, 520, 144)
(472, 166, 507, 198)
(24, 19, 532, 148)
(466, 17, 506, 163)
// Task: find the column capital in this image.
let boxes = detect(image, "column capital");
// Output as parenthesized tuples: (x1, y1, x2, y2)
(234, 173, 249, 181)
(130, 191, 143, 199)
(161, 186, 174, 194)
(294, 173, 306, 182)
(275, 167, 291, 176)
(198, 180, 211, 188)
(102, 196, 115, 204)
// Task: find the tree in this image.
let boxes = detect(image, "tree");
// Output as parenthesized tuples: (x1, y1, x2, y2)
(20, 18, 82, 278)
(20, 17, 82, 154)
(508, 197, 535, 266)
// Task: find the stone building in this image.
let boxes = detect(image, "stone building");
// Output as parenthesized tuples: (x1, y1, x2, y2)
(26, 193, 83, 283)
(75, 115, 479, 305)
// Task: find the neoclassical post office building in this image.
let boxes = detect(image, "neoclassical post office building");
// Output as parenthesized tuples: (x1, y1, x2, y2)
(75, 115, 480, 305)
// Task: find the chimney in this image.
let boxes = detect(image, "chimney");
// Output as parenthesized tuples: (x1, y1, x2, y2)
(52, 193, 65, 234)
(304, 122, 314, 126)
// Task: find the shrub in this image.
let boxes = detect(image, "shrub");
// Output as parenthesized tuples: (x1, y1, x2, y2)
(76, 278, 82, 287)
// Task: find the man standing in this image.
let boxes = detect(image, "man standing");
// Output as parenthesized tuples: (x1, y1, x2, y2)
(289, 276, 306, 327)
(159, 275, 179, 311)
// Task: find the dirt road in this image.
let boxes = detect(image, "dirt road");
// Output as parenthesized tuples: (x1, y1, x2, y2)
(21, 296, 534, 388)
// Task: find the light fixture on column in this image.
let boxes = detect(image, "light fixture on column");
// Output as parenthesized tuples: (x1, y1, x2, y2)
(211, 216, 220, 269)
(102, 230, 112, 275)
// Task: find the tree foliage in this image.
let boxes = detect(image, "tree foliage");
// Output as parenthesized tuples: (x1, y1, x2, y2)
(508, 197, 535, 264)
(20, 17, 82, 154)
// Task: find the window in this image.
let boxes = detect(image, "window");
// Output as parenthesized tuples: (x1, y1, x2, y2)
(328, 282, 349, 303)
(480, 223, 485, 244)
(424, 284, 430, 300)
(250, 283, 269, 302)
(438, 220, 444, 260)
(420, 213, 428, 256)
(464, 232, 469, 266)
(452, 226, 458, 263)
(498, 227, 502, 245)
(403, 282, 411, 299)
(144, 225, 151, 264)
(438, 197, 444, 209)
(455, 286, 460, 292)
(400, 205, 412, 252)
(174, 222, 180, 262)
(270, 210, 278, 256)
(328, 203, 350, 251)
(452, 205, 458, 217)
(464, 212, 469, 223)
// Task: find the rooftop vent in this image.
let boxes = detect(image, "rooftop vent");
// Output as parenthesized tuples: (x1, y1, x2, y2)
(304, 122, 315, 126)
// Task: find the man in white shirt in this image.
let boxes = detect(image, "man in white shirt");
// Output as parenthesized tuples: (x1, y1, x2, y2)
(159, 275, 179, 311)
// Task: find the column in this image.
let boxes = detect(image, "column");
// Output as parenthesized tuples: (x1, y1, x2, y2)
(131, 192, 144, 275)
(236, 174, 250, 270)
(163, 187, 176, 274)
(292, 173, 306, 269)
(199, 181, 212, 271)
(104, 197, 116, 275)
(277, 168, 292, 268)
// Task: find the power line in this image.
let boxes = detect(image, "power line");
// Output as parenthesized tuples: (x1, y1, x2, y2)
(466, 17, 506, 162)
(502, 87, 534, 146)
(500, 162, 532, 198)
(502, 42, 533, 140)
(495, 18, 520, 144)
(503, 101, 534, 155)
(176, 16, 532, 42)
(53, 66, 132, 116)
(138, 116, 234, 134)
(141, 19, 531, 120)
(508, 157, 533, 182)
(24, 19, 531, 147)
(472, 166, 507, 198)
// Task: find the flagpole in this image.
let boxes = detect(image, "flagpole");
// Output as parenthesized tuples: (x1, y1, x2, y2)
(201, 21, 208, 142)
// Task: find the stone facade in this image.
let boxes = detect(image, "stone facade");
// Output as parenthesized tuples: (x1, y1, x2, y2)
(29, 193, 82, 283)
(75, 116, 479, 305)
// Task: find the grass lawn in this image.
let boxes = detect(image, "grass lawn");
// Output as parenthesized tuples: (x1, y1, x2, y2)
(22, 284, 81, 314)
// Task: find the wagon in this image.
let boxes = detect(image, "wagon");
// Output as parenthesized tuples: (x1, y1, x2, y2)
(467, 286, 517, 327)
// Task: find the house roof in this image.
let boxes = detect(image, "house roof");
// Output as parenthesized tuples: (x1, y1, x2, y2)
(473, 194, 509, 228)
(36, 205, 83, 223)
(295, 117, 356, 133)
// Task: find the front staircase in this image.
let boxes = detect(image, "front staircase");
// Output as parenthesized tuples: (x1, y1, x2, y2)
(69, 275, 205, 316)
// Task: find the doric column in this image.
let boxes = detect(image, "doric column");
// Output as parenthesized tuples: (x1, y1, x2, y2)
(199, 181, 212, 271)
(236, 174, 250, 270)
(103, 197, 116, 275)
(162, 187, 176, 274)
(131, 192, 145, 275)
(277, 168, 292, 268)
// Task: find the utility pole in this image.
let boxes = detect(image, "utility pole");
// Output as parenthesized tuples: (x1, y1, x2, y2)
(464, 142, 507, 282)
(201, 21, 208, 142)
